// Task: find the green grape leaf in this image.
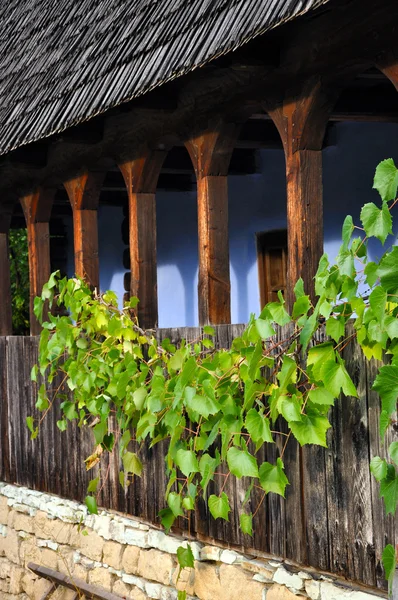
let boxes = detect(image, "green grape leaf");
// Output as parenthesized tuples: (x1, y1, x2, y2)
(369, 286, 387, 324)
(364, 262, 378, 287)
(159, 508, 175, 533)
(227, 447, 259, 479)
(289, 413, 331, 447)
(342, 215, 354, 249)
(379, 464, 398, 514)
(208, 493, 230, 520)
(389, 442, 398, 465)
(87, 477, 99, 493)
(360, 202, 392, 244)
(323, 359, 358, 398)
(259, 458, 289, 497)
(382, 544, 396, 596)
(185, 387, 220, 419)
(175, 449, 199, 477)
(308, 387, 335, 406)
(292, 296, 311, 320)
(373, 365, 398, 417)
(294, 278, 305, 299)
(168, 492, 184, 517)
(85, 496, 98, 515)
(370, 456, 388, 481)
(177, 544, 195, 569)
(245, 409, 273, 444)
(267, 301, 291, 326)
(378, 247, 398, 297)
(93, 420, 107, 444)
(380, 410, 390, 440)
(373, 158, 398, 202)
(178, 591, 187, 600)
(307, 343, 335, 381)
(255, 318, 276, 339)
(325, 316, 345, 343)
(122, 452, 143, 477)
(240, 513, 253, 536)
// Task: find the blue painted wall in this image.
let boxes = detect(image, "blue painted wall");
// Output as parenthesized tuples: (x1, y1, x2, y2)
(64, 122, 398, 327)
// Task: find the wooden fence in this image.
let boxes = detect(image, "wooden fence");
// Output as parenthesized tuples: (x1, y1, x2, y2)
(0, 325, 396, 590)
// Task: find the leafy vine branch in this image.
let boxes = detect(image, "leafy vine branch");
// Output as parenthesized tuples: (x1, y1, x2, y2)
(29, 159, 398, 593)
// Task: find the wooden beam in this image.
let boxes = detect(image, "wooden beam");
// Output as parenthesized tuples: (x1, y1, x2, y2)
(266, 80, 338, 307)
(0, 207, 13, 336)
(28, 563, 124, 600)
(185, 123, 240, 325)
(64, 172, 104, 290)
(119, 151, 166, 329)
(21, 189, 54, 335)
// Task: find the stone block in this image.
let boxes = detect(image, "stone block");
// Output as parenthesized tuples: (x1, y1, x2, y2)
(71, 562, 88, 582)
(12, 512, 35, 534)
(144, 580, 162, 598)
(171, 563, 195, 595)
(0, 578, 10, 593)
(20, 538, 41, 567)
(89, 566, 114, 591)
(137, 548, 174, 586)
(40, 548, 59, 569)
(0, 497, 10, 526)
(103, 540, 124, 570)
(122, 545, 140, 574)
(78, 529, 104, 561)
(194, 562, 221, 600)
(306, 580, 321, 600)
(241, 559, 274, 581)
(21, 572, 36, 597)
(124, 527, 149, 548)
(130, 586, 148, 600)
(57, 547, 75, 576)
(267, 584, 304, 600)
(320, 582, 374, 600)
(34, 511, 74, 544)
(200, 545, 221, 562)
(9, 566, 25, 594)
(33, 578, 54, 600)
(0, 557, 12, 578)
(51, 588, 79, 600)
(113, 579, 132, 597)
(219, 564, 265, 600)
(273, 567, 304, 591)
(4, 529, 21, 565)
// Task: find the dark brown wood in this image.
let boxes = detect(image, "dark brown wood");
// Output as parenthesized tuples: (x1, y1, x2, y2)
(0, 233, 12, 335)
(256, 230, 288, 307)
(119, 151, 166, 329)
(266, 81, 338, 307)
(0, 324, 395, 589)
(64, 172, 104, 290)
(28, 563, 124, 600)
(185, 125, 240, 325)
(21, 189, 55, 335)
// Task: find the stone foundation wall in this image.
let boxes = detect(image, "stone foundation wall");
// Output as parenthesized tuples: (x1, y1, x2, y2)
(0, 482, 385, 600)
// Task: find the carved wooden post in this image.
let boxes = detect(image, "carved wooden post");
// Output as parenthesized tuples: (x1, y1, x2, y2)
(64, 172, 104, 290)
(0, 208, 13, 336)
(267, 80, 336, 307)
(119, 151, 166, 329)
(185, 123, 239, 325)
(21, 189, 55, 335)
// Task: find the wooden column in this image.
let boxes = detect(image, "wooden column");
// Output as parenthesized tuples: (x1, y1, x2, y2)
(0, 210, 12, 336)
(21, 189, 54, 335)
(119, 151, 166, 329)
(185, 124, 239, 325)
(64, 172, 104, 291)
(267, 81, 336, 307)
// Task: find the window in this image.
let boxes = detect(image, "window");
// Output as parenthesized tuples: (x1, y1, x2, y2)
(256, 229, 287, 307)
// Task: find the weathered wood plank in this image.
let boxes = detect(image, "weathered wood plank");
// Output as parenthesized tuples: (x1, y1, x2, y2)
(0, 324, 396, 590)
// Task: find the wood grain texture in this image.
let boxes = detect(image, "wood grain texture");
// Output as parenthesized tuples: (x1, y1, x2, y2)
(64, 172, 104, 290)
(21, 190, 55, 334)
(185, 126, 239, 325)
(0, 233, 12, 335)
(119, 152, 166, 329)
(0, 326, 395, 589)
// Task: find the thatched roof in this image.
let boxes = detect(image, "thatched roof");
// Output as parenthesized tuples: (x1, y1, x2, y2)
(0, 0, 329, 156)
